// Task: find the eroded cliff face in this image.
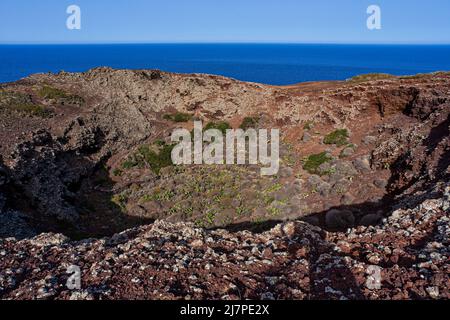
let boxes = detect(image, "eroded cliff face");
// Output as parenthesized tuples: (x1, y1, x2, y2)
(0, 69, 448, 299)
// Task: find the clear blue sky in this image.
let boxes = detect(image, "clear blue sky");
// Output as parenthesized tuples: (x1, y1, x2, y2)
(1, 0, 449, 44)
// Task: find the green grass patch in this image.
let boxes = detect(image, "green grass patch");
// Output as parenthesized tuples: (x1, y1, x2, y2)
(236, 206, 249, 216)
(189, 121, 232, 138)
(112, 168, 123, 177)
(0, 90, 52, 118)
(163, 112, 192, 122)
(121, 159, 138, 170)
(323, 129, 349, 146)
(122, 142, 175, 174)
(205, 210, 217, 225)
(38, 85, 84, 105)
(264, 183, 282, 194)
(303, 152, 333, 174)
(38, 85, 68, 99)
(111, 192, 128, 211)
(140, 189, 175, 203)
(321, 167, 337, 176)
(303, 120, 314, 131)
(154, 139, 166, 146)
(139, 194, 153, 203)
(204, 121, 232, 134)
(240, 116, 259, 130)
(268, 206, 281, 217)
(13, 103, 52, 118)
(138, 144, 174, 174)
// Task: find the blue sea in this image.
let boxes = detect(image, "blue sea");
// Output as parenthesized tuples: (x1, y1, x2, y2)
(1, 44, 450, 85)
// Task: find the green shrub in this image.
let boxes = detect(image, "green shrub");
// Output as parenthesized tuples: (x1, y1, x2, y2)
(121, 142, 174, 174)
(324, 129, 349, 146)
(303, 152, 333, 174)
(268, 206, 281, 217)
(139, 194, 153, 203)
(303, 120, 314, 131)
(121, 159, 138, 170)
(205, 210, 217, 225)
(111, 192, 128, 210)
(38, 85, 84, 105)
(13, 103, 52, 118)
(163, 112, 192, 122)
(141, 144, 174, 174)
(240, 116, 259, 130)
(38, 85, 68, 99)
(112, 168, 123, 177)
(0, 90, 52, 118)
(204, 121, 231, 134)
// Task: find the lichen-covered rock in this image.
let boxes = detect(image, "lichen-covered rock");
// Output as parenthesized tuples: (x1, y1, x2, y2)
(373, 178, 388, 189)
(2, 179, 447, 300)
(353, 156, 371, 172)
(362, 135, 377, 145)
(340, 146, 355, 158)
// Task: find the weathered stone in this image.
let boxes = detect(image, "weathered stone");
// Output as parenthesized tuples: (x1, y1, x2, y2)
(325, 209, 355, 229)
(307, 175, 323, 188)
(340, 147, 355, 158)
(359, 213, 382, 226)
(362, 135, 377, 145)
(374, 178, 388, 189)
(340, 193, 355, 205)
(353, 156, 371, 172)
(302, 132, 312, 143)
(279, 166, 294, 178)
(316, 182, 331, 197)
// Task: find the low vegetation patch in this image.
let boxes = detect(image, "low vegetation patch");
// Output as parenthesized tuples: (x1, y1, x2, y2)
(38, 85, 84, 106)
(112, 168, 123, 177)
(303, 120, 314, 131)
(348, 73, 395, 83)
(0, 90, 52, 118)
(324, 129, 349, 146)
(397, 72, 448, 80)
(38, 85, 68, 99)
(140, 189, 175, 203)
(303, 152, 333, 174)
(111, 192, 129, 211)
(163, 112, 192, 122)
(240, 116, 259, 130)
(204, 121, 232, 134)
(12, 103, 52, 118)
(121, 142, 175, 174)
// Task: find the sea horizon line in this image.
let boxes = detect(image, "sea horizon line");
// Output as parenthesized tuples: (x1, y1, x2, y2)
(1, 42, 450, 46)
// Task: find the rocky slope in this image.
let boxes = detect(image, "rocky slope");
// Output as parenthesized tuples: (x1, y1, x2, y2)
(0, 69, 448, 300)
